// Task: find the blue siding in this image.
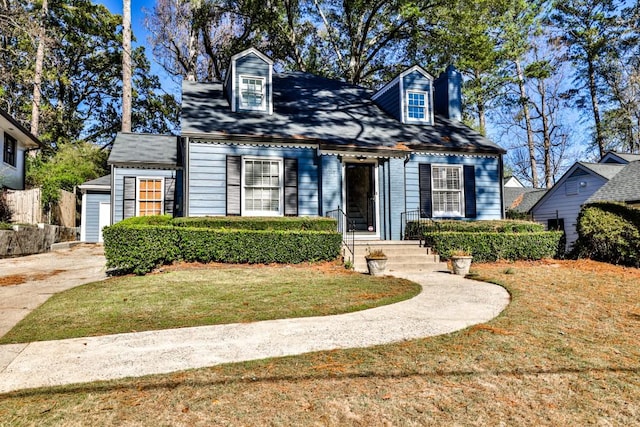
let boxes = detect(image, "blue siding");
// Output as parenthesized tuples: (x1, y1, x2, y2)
(234, 53, 271, 112)
(402, 70, 433, 125)
(405, 154, 502, 220)
(373, 81, 401, 121)
(188, 141, 319, 217)
(112, 167, 177, 223)
(388, 157, 406, 239)
(321, 155, 342, 216)
(84, 191, 110, 242)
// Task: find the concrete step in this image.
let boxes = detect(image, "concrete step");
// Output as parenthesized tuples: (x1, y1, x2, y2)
(345, 240, 446, 273)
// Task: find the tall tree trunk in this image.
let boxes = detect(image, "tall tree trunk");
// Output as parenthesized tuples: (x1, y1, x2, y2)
(121, 0, 132, 132)
(474, 69, 486, 135)
(515, 59, 539, 188)
(537, 77, 552, 188)
(587, 59, 604, 158)
(30, 0, 48, 138)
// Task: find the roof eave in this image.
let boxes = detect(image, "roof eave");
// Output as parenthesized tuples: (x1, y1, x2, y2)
(0, 109, 42, 149)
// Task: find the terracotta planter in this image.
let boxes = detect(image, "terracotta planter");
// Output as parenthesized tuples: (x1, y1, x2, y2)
(451, 256, 473, 276)
(365, 257, 387, 276)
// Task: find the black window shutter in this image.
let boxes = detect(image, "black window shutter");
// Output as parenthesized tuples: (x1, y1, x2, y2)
(226, 156, 241, 216)
(164, 177, 176, 216)
(284, 158, 298, 216)
(464, 165, 477, 218)
(123, 176, 136, 219)
(418, 164, 432, 218)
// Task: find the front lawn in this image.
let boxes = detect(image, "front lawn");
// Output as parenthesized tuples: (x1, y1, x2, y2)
(1, 260, 639, 425)
(0, 262, 420, 344)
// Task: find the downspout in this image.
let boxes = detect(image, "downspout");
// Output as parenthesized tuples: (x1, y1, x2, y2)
(110, 164, 115, 224)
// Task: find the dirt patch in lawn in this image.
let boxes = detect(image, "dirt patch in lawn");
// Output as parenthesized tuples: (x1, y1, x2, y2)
(0, 275, 27, 287)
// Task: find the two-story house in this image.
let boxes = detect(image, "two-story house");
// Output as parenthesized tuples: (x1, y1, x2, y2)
(81, 48, 506, 243)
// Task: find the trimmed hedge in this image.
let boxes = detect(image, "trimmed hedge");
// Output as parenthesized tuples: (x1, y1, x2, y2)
(575, 202, 640, 267)
(102, 216, 342, 275)
(171, 216, 337, 231)
(415, 219, 545, 234)
(424, 231, 564, 262)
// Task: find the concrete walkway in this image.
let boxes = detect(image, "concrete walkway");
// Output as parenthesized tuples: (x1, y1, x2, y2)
(0, 251, 510, 394)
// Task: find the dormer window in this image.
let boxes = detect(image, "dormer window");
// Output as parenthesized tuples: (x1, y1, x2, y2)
(407, 91, 427, 121)
(240, 76, 265, 111)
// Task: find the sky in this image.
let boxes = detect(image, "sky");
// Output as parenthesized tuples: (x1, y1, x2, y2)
(97, 0, 179, 95)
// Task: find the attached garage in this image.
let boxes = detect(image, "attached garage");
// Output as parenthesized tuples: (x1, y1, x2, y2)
(79, 175, 111, 243)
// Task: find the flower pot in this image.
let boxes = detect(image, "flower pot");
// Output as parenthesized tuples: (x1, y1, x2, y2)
(365, 257, 387, 276)
(451, 256, 473, 276)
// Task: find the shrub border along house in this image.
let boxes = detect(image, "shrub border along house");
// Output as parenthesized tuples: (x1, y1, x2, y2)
(419, 220, 564, 263)
(103, 216, 342, 275)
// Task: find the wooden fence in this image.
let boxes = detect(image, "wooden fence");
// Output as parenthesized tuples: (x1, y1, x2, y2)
(4, 188, 76, 227)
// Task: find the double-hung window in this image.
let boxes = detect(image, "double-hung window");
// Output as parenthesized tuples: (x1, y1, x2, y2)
(243, 158, 282, 215)
(407, 91, 427, 121)
(3, 133, 16, 167)
(432, 165, 463, 217)
(239, 76, 265, 111)
(137, 178, 164, 216)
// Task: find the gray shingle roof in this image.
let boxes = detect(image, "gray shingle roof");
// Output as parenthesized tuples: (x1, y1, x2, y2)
(181, 73, 505, 154)
(108, 133, 180, 168)
(586, 161, 640, 204)
(504, 187, 547, 213)
(80, 174, 111, 188)
(578, 162, 626, 180)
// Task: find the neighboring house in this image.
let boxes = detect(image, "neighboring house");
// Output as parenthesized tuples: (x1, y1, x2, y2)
(82, 48, 506, 242)
(0, 108, 41, 190)
(530, 151, 640, 251)
(504, 175, 525, 188)
(504, 187, 546, 217)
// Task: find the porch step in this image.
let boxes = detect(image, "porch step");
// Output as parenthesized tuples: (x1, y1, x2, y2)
(346, 241, 448, 274)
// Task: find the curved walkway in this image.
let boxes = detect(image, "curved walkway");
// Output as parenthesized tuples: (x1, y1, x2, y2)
(0, 253, 510, 394)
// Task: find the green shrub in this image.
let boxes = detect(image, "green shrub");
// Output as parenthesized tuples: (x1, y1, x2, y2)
(405, 220, 544, 239)
(103, 217, 342, 275)
(424, 231, 564, 262)
(575, 203, 640, 267)
(103, 225, 181, 275)
(177, 228, 342, 264)
(111, 215, 174, 227)
(171, 216, 336, 231)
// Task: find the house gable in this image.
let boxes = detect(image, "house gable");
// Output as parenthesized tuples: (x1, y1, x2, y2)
(599, 151, 640, 164)
(224, 48, 273, 115)
(372, 65, 434, 125)
(530, 162, 623, 251)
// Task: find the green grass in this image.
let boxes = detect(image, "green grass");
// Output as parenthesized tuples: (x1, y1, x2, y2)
(0, 260, 639, 425)
(0, 263, 420, 344)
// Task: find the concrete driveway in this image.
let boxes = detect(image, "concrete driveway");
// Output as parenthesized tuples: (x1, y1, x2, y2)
(0, 244, 107, 336)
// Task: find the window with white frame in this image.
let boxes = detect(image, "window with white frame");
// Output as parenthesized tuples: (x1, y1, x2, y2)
(407, 91, 427, 121)
(137, 178, 164, 216)
(239, 76, 265, 110)
(243, 158, 282, 215)
(432, 165, 463, 216)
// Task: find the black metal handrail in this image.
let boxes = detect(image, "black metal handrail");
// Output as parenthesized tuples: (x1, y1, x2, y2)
(326, 207, 355, 264)
(400, 209, 437, 247)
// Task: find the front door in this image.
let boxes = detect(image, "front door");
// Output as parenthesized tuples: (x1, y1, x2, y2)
(345, 163, 376, 233)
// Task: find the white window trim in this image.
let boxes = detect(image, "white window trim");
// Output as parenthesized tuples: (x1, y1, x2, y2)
(238, 75, 266, 112)
(406, 90, 429, 122)
(241, 156, 284, 216)
(135, 177, 165, 217)
(3, 132, 17, 168)
(431, 164, 464, 218)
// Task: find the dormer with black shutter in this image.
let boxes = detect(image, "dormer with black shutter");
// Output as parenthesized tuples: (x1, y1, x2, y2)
(372, 65, 435, 125)
(224, 48, 273, 115)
